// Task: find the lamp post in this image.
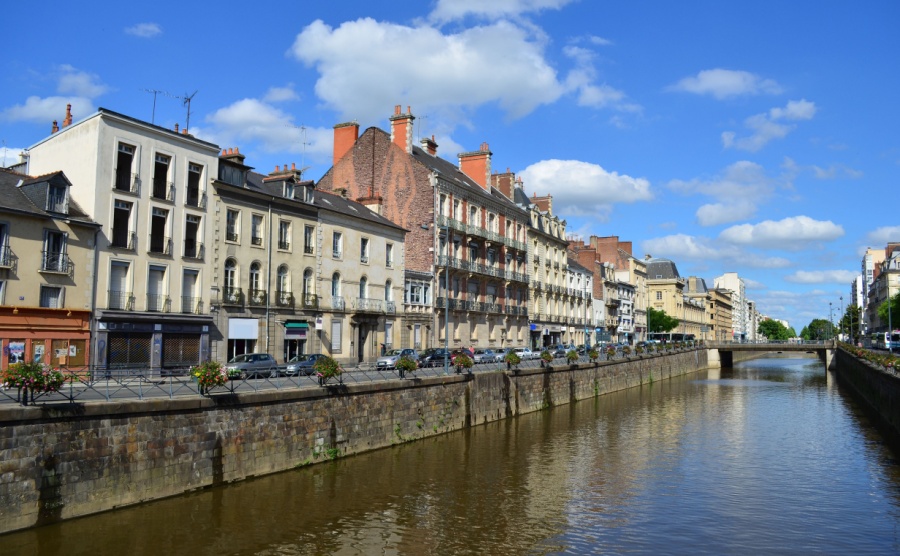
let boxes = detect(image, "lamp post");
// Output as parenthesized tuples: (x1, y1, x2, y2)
(889, 284, 894, 355)
(440, 227, 450, 374)
(839, 295, 844, 342)
(829, 302, 834, 341)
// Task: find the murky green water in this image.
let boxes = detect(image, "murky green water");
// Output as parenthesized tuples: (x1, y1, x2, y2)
(5, 355, 900, 555)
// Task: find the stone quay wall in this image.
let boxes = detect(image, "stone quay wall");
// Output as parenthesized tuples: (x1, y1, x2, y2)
(834, 347, 900, 435)
(0, 349, 709, 534)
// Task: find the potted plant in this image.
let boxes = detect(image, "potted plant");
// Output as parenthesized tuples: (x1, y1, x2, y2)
(504, 351, 521, 372)
(191, 360, 227, 395)
(606, 346, 616, 359)
(588, 348, 600, 362)
(1, 362, 68, 405)
(622, 345, 632, 357)
(635, 344, 644, 355)
(566, 349, 579, 365)
(395, 355, 418, 379)
(540, 350, 553, 367)
(313, 356, 343, 385)
(454, 353, 473, 374)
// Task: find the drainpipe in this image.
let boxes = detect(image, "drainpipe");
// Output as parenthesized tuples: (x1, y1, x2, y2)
(89, 226, 102, 369)
(266, 199, 273, 356)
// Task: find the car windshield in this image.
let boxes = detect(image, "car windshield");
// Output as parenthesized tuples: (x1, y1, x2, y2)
(228, 354, 251, 363)
(474, 349, 486, 354)
(288, 355, 312, 363)
(386, 349, 403, 356)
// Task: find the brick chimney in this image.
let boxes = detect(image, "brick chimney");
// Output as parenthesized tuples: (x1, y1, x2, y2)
(492, 168, 515, 200)
(51, 120, 59, 134)
(220, 147, 247, 165)
(389, 105, 415, 154)
(459, 142, 492, 189)
(532, 193, 552, 213)
(333, 121, 360, 165)
(62, 104, 72, 127)
(420, 135, 438, 156)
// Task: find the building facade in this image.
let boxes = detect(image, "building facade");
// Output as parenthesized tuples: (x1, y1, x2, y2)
(714, 272, 748, 341)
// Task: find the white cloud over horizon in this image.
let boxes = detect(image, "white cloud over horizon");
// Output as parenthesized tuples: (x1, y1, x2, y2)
(1, 66, 106, 125)
(784, 270, 858, 284)
(428, 0, 574, 22)
(124, 23, 162, 38)
(719, 216, 844, 250)
(640, 233, 791, 269)
(668, 68, 782, 99)
(668, 161, 776, 226)
(722, 99, 817, 152)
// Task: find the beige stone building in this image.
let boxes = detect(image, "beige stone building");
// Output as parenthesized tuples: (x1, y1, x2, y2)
(646, 258, 705, 340)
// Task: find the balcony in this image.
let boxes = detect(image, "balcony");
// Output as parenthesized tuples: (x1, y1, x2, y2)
(278, 241, 290, 251)
(0, 245, 13, 268)
(183, 239, 204, 260)
(248, 289, 267, 307)
(304, 245, 314, 255)
(274, 291, 295, 309)
(351, 297, 385, 313)
(110, 229, 136, 250)
(436, 214, 466, 234)
(146, 294, 170, 312)
(114, 170, 139, 194)
(222, 287, 244, 306)
(226, 232, 239, 242)
(181, 296, 203, 314)
(331, 296, 346, 311)
(505, 305, 527, 316)
(605, 298, 620, 307)
(151, 180, 175, 202)
(107, 290, 134, 311)
(484, 302, 503, 314)
(251, 236, 263, 246)
(149, 236, 172, 255)
(297, 293, 319, 309)
(40, 251, 73, 276)
(185, 191, 207, 209)
(385, 301, 397, 314)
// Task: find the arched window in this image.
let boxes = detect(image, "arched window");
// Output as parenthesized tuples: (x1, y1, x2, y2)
(359, 276, 368, 299)
(277, 265, 289, 294)
(250, 262, 261, 292)
(224, 259, 237, 289)
(303, 268, 314, 296)
(331, 272, 341, 297)
(385, 280, 393, 302)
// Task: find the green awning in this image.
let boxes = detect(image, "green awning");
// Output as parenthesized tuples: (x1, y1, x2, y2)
(284, 322, 309, 329)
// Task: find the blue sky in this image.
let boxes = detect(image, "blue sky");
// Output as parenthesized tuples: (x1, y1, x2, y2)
(2, 0, 898, 330)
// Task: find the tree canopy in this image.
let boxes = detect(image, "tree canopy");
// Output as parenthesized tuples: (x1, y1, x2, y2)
(758, 319, 791, 341)
(800, 318, 835, 340)
(839, 305, 863, 342)
(877, 291, 900, 330)
(648, 307, 679, 333)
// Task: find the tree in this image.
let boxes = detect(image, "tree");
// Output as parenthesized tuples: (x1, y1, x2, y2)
(803, 318, 834, 340)
(799, 326, 810, 340)
(648, 307, 679, 333)
(787, 327, 798, 338)
(877, 291, 900, 331)
(839, 305, 863, 343)
(758, 319, 790, 341)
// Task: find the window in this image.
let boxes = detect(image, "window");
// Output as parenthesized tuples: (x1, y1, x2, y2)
(331, 273, 341, 297)
(439, 194, 447, 216)
(226, 210, 240, 242)
(186, 163, 203, 207)
(224, 259, 239, 302)
(488, 213, 496, 233)
(302, 269, 313, 296)
(0, 224, 7, 267)
(250, 262, 261, 293)
(147, 265, 166, 311)
(115, 143, 136, 191)
(251, 215, 263, 246)
(405, 280, 430, 305)
(359, 276, 368, 299)
(304, 225, 314, 254)
(385, 280, 393, 302)
(111, 200, 133, 249)
(331, 320, 342, 353)
(656, 291, 662, 301)
(332, 232, 342, 258)
(181, 269, 199, 313)
(108, 261, 131, 310)
(468, 243, 478, 262)
(184, 215, 202, 258)
(453, 199, 461, 220)
(277, 265, 289, 294)
(153, 154, 171, 200)
(40, 286, 64, 308)
(469, 206, 478, 226)
(386, 244, 393, 267)
(278, 221, 291, 250)
(42, 230, 68, 273)
(360, 238, 369, 263)
(284, 182, 294, 199)
(47, 184, 68, 213)
(150, 207, 170, 254)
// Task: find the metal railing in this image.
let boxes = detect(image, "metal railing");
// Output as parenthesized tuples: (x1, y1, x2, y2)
(183, 240, 204, 259)
(151, 180, 175, 201)
(181, 296, 203, 314)
(107, 290, 134, 311)
(248, 289, 267, 307)
(111, 229, 136, 250)
(304, 245, 314, 254)
(149, 236, 172, 255)
(146, 294, 170, 312)
(0, 245, 12, 267)
(114, 171, 139, 193)
(222, 287, 244, 306)
(40, 250, 73, 275)
(185, 191, 207, 209)
(276, 291, 297, 308)
(278, 241, 291, 251)
(226, 232, 239, 242)
(252, 236, 263, 246)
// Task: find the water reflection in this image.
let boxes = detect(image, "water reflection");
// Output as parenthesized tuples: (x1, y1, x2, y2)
(5, 355, 900, 555)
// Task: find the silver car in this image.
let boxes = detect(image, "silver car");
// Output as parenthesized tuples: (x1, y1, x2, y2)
(473, 348, 502, 364)
(376, 348, 418, 369)
(225, 353, 278, 379)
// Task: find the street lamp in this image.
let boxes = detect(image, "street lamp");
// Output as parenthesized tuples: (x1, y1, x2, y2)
(889, 285, 894, 355)
(839, 295, 844, 342)
(440, 226, 451, 374)
(829, 302, 834, 341)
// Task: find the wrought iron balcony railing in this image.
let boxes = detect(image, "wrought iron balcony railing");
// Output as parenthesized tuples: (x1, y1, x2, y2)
(222, 287, 244, 306)
(185, 191, 207, 209)
(183, 240, 204, 259)
(114, 170, 139, 193)
(248, 289, 267, 307)
(146, 294, 170, 312)
(226, 232, 239, 242)
(151, 180, 175, 201)
(110, 229, 136, 250)
(107, 290, 134, 311)
(181, 296, 203, 314)
(149, 235, 172, 255)
(40, 250, 73, 276)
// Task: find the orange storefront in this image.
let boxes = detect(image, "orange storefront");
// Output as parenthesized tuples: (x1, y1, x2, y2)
(0, 307, 92, 371)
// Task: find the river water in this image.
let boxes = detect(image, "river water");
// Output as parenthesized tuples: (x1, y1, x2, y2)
(5, 355, 900, 555)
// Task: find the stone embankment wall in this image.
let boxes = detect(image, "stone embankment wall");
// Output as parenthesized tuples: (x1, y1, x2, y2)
(0, 349, 708, 534)
(833, 348, 900, 435)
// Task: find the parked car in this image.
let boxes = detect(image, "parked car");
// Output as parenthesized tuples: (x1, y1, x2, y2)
(473, 348, 503, 364)
(418, 348, 452, 368)
(451, 348, 475, 364)
(512, 347, 536, 360)
(551, 345, 569, 358)
(225, 353, 278, 379)
(376, 348, 418, 370)
(494, 348, 512, 360)
(282, 353, 325, 376)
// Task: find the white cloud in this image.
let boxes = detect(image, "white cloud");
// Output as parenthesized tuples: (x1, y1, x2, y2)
(668, 69, 782, 99)
(429, 0, 574, 22)
(1, 146, 26, 166)
(519, 159, 652, 220)
(722, 99, 817, 152)
(695, 201, 757, 227)
(743, 279, 768, 290)
(588, 35, 612, 46)
(719, 216, 844, 249)
(56, 65, 108, 98)
(125, 23, 162, 38)
(263, 85, 300, 103)
(865, 226, 900, 246)
(668, 161, 776, 226)
(784, 270, 859, 284)
(1, 96, 94, 124)
(640, 233, 790, 268)
(811, 164, 863, 179)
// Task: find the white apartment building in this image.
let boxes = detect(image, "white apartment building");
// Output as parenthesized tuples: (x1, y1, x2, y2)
(714, 272, 747, 341)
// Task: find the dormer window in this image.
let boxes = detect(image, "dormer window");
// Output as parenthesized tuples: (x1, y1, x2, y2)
(47, 185, 68, 214)
(284, 182, 294, 199)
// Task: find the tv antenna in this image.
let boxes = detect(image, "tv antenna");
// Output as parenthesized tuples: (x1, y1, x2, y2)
(141, 88, 176, 124)
(181, 90, 198, 133)
(285, 123, 311, 174)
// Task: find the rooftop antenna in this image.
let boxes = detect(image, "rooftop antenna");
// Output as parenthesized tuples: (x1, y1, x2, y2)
(285, 123, 311, 176)
(1, 140, 8, 167)
(182, 90, 198, 133)
(415, 113, 428, 142)
(140, 88, 175, 124)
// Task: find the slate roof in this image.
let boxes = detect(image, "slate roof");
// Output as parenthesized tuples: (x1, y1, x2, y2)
(567, 258, 591, 274)
(0, 167, 97, 225)
(646, 258, 681, 280)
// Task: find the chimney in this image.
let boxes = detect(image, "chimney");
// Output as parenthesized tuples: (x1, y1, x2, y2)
(62, 104, 72, 127)
(532, 194, 552, 213)
(491, 168, 515, 199)
(51, 120, 59, 134)
(333, 121, 360, 165)
(220, 147, 247, 165)
(389, 105, 415, 154)
(174, 123, 179, 133)
(459, 142, 492, 189)
(420, 135, 438, 156)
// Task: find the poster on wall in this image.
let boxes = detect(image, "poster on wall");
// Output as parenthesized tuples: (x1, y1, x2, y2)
(8, 341, 25, 365)
(33, 344, 44, 363)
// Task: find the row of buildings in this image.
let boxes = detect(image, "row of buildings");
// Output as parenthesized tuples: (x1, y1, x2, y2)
(855, 243, 900, 337)
(0, 104, 762, 371)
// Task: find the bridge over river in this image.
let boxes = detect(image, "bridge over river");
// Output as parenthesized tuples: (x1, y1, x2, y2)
(707, 340, 836, 368)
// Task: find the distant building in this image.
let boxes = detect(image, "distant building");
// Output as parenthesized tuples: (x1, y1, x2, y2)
(714, 272, 747, 341)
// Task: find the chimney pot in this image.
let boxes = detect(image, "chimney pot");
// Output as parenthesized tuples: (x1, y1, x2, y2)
(291, 163, 296, 170)
(235, 147, 239, 154)
(175, 123, 179, 133)
(275, 165, 280, 173)
(394, 105, 401, 115)
(51, 120, 59, 133)
(62, 103, 73, 127)
(221, 149, 227, 156)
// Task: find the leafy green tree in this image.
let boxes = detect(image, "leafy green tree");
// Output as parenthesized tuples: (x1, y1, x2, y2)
(839, 305, 863, 343)
(799, 326, 810, 340)
(804, 318, 834, 340)
(648, 307, 679, 333)
(758, 319, 790, 340)
(787, 327, 798, 338)
(877, 292, 900, 331)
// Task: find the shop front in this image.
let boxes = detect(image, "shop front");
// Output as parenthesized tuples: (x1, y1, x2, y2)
(0, 307, 91, 371)
(283, 320, 309, 361)
(94, 312, 211, 371)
